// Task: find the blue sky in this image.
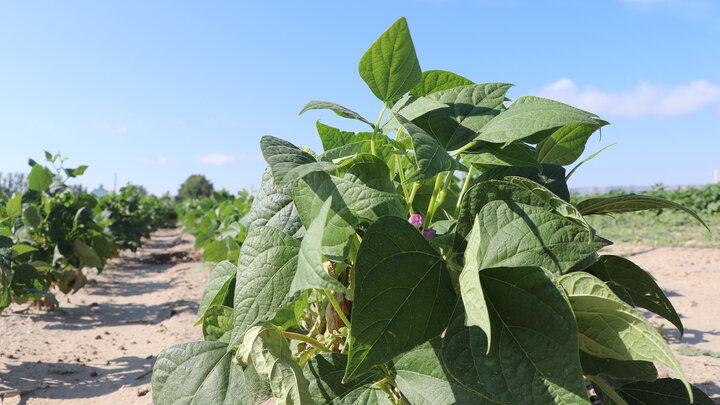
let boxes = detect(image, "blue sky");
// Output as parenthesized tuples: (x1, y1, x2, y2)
(1, 0, 719, 195)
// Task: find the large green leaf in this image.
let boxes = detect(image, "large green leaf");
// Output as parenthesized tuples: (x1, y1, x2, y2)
(299, 100, 374, 129)
(244, 364, 273, 405)
(393, 113, 465, 184)
(608, 378, 714, 405)
(248, 326, 314, 404)
(456, 179, 606, 272)
(358, 17, 421, 102)
(229, 226, 301, 347)
(576, 194, 709, 231)
(202, 305, 234, 343)
(409, 69, 474, 97)
(411, 83, 513, 151)
(242, 168, 305, 238)
(290, 198, 349, 295)
(536, 121, 609, 165)
(392, 339, 500, 404)
(345, 216, 456, 380)
(151, 341, 247, 405)
(558, 272, 692, 400)
(475, 163, 571, 201)
(0, 236, 12, 311)
(461, 141, 540, 170)
(579, 351, 657, 382)
(476, 96, 602, 145)
(458, 217, 492, 348)
(305, 353, 390, 404)
(442, 267, 590, 404)
(292, 162, 403, 260)
(260, 136, 336, 187)
(381, 95, 448, 133)
(73, 239, 102, 269)
(316, 121, 374, 151)
(588, 255, 683, 335)
(27, 165, 53, 192)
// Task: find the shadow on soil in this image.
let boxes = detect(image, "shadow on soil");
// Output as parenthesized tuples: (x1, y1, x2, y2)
(0, 355, 155, 403)
(14, 299, 199, 331)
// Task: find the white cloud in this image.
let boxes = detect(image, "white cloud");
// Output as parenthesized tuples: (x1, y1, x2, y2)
(135, 157, 167, 165)
(534, 78, 720, 117)
(199, 153, 235, 166)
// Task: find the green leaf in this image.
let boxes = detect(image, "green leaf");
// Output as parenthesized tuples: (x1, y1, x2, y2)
(381, 95, 449, 133)
(202, 239, 229, 263)
(202, 305, 234, 343)
(456, 179, 607, 272)
(345, 216, 456, 380)
(558, 272, 692, 400)
(64, 165, 88, 178)
(260, 136, 336, 187)
(299, 100, 374, 129)
(290, 198, 349, 295)
(229, 226, 301, 347)
(196, 260, 236, 324)
(461, 141, 541, 170)
(475, 163, 571, 201)
(612, 378, 714, 405)
(458, 217, 492, 351)
(244, 364, 273, 405)
(249, 326, 314, 404)
(22, 204, 41, 228)
(536, 122, 609, 165)
(242, 168, 305, 238)
(409, 69, 474, 97)
(316, 121, 374, 151)
(5, 194, 22, 217)
(393, 339, 499, 405)
(476, 96, 603, 145)
(10, 263, 46, 300)
(576, 194, 709, 232)
(565, 143, 616, 181)
(358, 17, 422, 102)
(579, 351, 657, 382)
(589, 255, 683, 335)
(73, 239, 102, 269)
(442, 267, 590, 404)
(293, 164, 403, 260)
(393, 113, 465, 184)
(27, 165, 53, 192)
(411, 83, 513, 151)
(151, 341, 247, 405)
(305, 353, 390, 404)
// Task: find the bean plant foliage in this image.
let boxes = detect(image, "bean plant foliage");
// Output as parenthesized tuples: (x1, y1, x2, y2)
(152, 18, 713, 404)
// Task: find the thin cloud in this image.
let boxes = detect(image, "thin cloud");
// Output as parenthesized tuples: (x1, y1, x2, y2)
(199, 153, 235, 166)
(534, 78, 720, 117)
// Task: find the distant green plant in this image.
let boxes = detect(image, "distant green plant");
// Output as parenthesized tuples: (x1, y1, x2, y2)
(177, 174, 214, 200)
(151, 18, 714, 404)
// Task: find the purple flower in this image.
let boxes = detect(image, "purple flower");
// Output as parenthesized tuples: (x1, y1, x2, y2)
(422, 228, 436, 239)
(409, 214, 423, 228)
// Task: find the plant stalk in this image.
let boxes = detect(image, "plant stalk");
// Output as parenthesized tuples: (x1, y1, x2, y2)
(282, 331, 331, 352)
(371, 104, 389, 156)
(324, 289, 351, 329)
(450, 140, 477, 157)
(456, 166, 474, 213)
(425, 174, 445, 226)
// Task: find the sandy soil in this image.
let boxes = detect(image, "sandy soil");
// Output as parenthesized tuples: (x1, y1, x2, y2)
(0, 231, 718, 404)
(0, 228, 207, 404)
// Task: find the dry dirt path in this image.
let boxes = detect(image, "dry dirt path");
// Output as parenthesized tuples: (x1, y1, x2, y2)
(603, 244, 720, 402)
(0, 228, 207, 405)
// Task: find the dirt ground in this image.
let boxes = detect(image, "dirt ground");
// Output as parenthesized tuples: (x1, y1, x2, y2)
(0, 231, 718, 404)
(0, 228, 207, 404)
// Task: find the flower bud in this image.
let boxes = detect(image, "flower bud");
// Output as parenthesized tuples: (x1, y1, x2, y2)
(409, 214, 423, 228)
(422, 228, 436, 239)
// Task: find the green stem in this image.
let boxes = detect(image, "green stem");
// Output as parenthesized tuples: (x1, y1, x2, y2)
(456, 166, 474, 212)
(407, 182, 419, 212)
(425, 174, 445, 226)
(450, 140, 477, 157)
(394, 126, 411, 207)
(324, 290, 351, 329)
(371, 104, 389, 156)
(282, 331, 331, 352)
